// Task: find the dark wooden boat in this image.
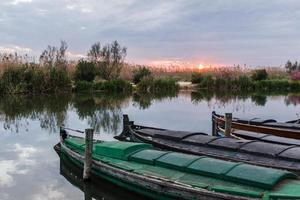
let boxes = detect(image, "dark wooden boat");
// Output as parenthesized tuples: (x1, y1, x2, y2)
(57, 129, 300, 200)
(117, 114, 300, 172)
(56, 148, 146, 200)
(212, 112, 300, 139)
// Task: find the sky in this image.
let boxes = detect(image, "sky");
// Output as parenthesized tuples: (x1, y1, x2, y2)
(1, 0, 300, 67)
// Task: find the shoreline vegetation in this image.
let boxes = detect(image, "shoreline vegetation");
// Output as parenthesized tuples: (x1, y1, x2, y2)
(0, 40, 300, 95)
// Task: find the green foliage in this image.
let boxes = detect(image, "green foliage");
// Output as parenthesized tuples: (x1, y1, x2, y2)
(285, 60, 300, 73)
(251, 69, 268, 81)
(75, 79, 132, 93)
(191, 72, 203, 84)
(132, 66, 152, 84)
(74, 81, 94, 92)
(198, 73, 214, 89)
(74, 60, 96, 82)
(137, 77, 179, 93)
(94, 79, 132, 93)
(88, 40, 127, 80)
(0, 65, 71, 94)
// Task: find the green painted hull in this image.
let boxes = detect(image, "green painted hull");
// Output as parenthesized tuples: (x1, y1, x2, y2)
(58, 136, 300, 200)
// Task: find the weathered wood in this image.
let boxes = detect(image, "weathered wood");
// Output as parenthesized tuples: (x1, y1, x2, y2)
(212, 111, 217, 136)
(123, 122, 300, 171)
(83, 128, 94, 180)
(213, 112, 300, 139)
(60, 143, 249, 200)
(224, 113, 232, 137)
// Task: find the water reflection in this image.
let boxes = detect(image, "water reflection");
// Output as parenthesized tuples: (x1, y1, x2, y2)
(132, 91, 178, 109)
(0, 91, 300, 134)
(59, 153, 147, 200)
(73, 93, 130, 134)
(191, 91, 300, 107)
(1, 91, 300, 200)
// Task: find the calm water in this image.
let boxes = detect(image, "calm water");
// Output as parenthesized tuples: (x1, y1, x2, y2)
(0, 91, 300, 200)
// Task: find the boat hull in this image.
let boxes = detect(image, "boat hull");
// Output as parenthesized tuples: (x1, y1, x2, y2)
(56, 143, 249, 200)
(212, 112, 300, 139)
(118, 116, 300, 172)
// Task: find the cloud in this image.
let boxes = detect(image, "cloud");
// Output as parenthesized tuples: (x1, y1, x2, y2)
(10, 0, 32, 5)
(0, 0, 300, 65)
(0, 144, 37, 187)
(0, 45, 33, 54)
(31, 184, 66, 200)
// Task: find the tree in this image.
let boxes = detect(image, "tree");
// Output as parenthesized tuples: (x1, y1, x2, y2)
(133, 66, 152, 84)
(251, 69, 268, 81)
(87, 42, 101, 62)
(39, 40, 68, 68)
(74, 60, 96, 82)
(87, 40, 127, 80)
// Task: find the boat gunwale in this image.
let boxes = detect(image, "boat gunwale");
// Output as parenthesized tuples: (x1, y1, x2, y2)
(126, 124, 300, 172)
(212, 112, 300, 139)
(59, 142, 255, 200)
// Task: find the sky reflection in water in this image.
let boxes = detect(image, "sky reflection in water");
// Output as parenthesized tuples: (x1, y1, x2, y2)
(0, 92, 300, 200)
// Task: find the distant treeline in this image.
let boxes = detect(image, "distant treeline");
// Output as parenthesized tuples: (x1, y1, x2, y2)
(0, 40, 299, 95)
(0, 40, 178, 95)
(191, 61, 300, 92)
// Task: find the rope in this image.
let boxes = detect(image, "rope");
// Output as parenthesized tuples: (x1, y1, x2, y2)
(61, 126, 84, 134)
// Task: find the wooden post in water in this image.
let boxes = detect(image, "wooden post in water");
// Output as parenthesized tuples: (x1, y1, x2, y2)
(83, 128, 94, 181)
(212, 111, 217, 136)
(224, 113, 232, 137)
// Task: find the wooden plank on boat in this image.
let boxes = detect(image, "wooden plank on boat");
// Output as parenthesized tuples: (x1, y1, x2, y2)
(235, 118, 276, 126)
(263, 122, 300, 130)
(182, 134, 218, 145)
(278, 147, 300, 161)
(207, 138, 248, 150)
(262, 135, 300, 146)
(240, 141, 289, 157)
(213, 112, 300, 139)
(233, 130, 268, 140)
(233, 130, 300, 146)
(136, 128, 206, 141)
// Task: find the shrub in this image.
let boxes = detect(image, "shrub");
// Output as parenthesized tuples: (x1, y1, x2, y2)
(198, 73, 214, 89)
(251, 69, 268, 81)
(132, 66, 152, 84)
(191, 72, 203, 84)
(95, 79, 132, 93)
(74, 60, 96, 82)
(74, 81, 93, 92)
(137, 77, 178, 93)
(290, 71, 300, 81)
(45, 67, 72, 92)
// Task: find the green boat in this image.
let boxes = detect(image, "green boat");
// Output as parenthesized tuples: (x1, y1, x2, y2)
(56, 134, 300, 200)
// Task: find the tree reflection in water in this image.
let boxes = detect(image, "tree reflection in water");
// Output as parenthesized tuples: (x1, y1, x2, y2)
(0, 91, 299, 133)
(73, 93, 131, 134)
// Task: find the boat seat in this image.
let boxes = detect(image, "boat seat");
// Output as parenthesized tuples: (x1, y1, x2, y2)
(233, 130, 267, 140)
(136, 128, 206, 141)
(278, 147, 300, 161)
(207, 137, 248, 150)
(93, 141, 152, 160)
(186, 157, 239, 178)
(235, 118, 276, 125)
(155, 152, 200, 170)
(182, 134, 218, 145)
(64, 137, 87, 152)
(263, 122, 300, 130)
(129, 149, 169, 164)
(262, 135, 300, 146)
(240, 141, 289, 157)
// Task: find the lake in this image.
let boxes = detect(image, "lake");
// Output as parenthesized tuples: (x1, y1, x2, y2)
(0, 91, 300, 200)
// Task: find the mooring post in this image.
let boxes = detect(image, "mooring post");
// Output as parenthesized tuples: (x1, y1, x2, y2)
(83, 128, 94, 181)
(224, 113, 232, 137)
(212, 111, 217, 136)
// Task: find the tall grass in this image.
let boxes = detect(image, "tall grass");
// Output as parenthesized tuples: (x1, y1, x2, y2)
(137, 77, 179, 93)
